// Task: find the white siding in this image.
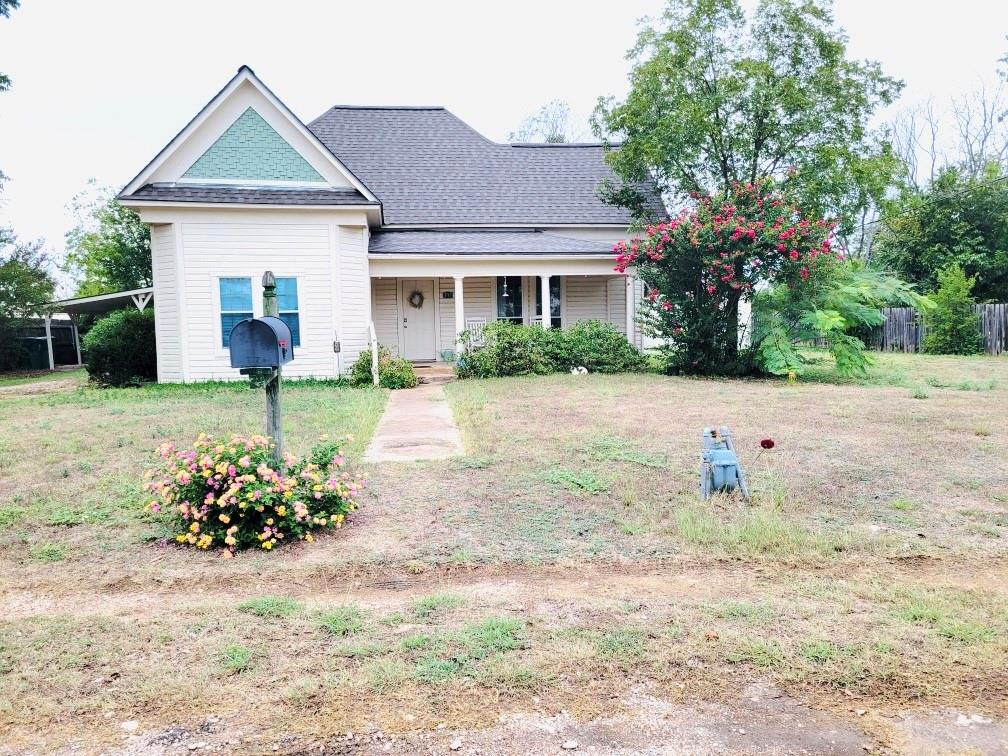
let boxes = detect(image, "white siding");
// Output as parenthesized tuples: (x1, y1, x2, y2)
(564, 275, 624, 331)
(338, 225, 371, 368)
(178, 221, 336, 380)
(150, 224, 182, 382)
(437, 277, 494, 349)
(371, 278, 399, 354)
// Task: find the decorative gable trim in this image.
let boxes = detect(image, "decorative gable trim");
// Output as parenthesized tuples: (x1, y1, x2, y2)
(181, 107, 325, 185)
(120, 66, 378, 203)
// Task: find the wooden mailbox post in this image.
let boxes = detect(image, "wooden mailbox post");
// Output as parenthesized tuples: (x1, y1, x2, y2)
(226, 271, 292, 466)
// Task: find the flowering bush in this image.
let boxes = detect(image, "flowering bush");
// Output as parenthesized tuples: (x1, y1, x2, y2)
(615, 179, 836, 375)
(616, 179, 927, 377)
(144, 433, 364, 555)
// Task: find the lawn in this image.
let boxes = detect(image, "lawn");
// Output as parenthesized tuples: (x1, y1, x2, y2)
(1, 352, 1006, 752)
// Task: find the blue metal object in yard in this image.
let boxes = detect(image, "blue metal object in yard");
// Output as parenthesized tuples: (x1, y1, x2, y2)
(700, 426, 750, 500)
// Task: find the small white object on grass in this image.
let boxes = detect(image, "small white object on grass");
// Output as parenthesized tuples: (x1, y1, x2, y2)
(561, 740, 579, 750)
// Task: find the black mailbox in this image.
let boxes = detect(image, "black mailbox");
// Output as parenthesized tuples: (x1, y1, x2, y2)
(228, 316, 294, 369)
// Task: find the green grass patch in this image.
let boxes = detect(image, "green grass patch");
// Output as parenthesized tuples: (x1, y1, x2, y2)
(219, 643, 254, 674)
(237, 596, 302, 618)
(543, 468, 609, 494)
(727, 639, 784, 668)
(27, 542, 68, 562)
(799, 639, 842, 664)
(411, 592, 465, 620)
(593, 628, 646, 661)
(318, 604, 364, 637)
(712, 601, 775, 622)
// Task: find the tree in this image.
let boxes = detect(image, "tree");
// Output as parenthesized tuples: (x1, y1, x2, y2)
(0, 228, 56, 370)
(921, 264, 983, 355)
(65, 183, 152, 296)
(873, 166, 1008, 302)
(592, 0, 902, 242)
(617, 180, 926, 376)
(508, 100, 580, 143)
(0, 0, 19, 94)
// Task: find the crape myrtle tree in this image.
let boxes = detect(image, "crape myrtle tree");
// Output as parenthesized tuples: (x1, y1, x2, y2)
(616, 180, 927, 376)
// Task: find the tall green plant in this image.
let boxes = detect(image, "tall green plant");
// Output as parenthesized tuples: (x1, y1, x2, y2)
(921, 264, 983, 355)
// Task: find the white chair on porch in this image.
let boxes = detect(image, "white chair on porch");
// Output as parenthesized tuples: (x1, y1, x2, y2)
(464, 316, 487, 346)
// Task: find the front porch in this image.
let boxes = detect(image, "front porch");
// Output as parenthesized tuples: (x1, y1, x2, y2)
(370, 273, 638, 363)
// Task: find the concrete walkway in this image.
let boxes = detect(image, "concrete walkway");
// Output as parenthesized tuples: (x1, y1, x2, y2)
(365, 383, 464, 462)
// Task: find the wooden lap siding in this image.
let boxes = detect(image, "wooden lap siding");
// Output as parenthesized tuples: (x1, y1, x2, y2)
(150, 224, 182, 382)
(179, 222, 335, 380)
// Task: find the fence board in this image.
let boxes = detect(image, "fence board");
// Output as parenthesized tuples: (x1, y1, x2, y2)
(870, 304, 1008, 355)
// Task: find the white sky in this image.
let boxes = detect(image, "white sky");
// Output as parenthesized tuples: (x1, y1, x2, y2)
(1, 0, 1007, 273)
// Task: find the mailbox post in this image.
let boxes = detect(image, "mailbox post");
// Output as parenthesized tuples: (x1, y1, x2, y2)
(227, 271, 293, 467)
(262, 272, 283, 464)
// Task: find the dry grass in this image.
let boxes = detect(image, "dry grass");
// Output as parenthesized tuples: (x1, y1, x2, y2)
(1, 352, 1007, 750)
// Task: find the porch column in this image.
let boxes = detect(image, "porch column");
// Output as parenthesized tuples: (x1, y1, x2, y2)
(453, 276, 465, 353)
(625, 275, 635, 344)
(44, 313, 55, 371)
(540, 274, 552, 328)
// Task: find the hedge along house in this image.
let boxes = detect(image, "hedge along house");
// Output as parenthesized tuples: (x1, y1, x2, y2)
(119, 66, 660, 382)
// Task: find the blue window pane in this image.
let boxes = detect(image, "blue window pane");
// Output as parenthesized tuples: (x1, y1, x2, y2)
(279, 313, 301, 347)
(220, 278, 252, 312)
(276, 277, 298, 311)
(221, 312, 252, 347)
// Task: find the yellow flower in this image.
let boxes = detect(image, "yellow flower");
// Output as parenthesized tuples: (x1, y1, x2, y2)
(219, 513, 231, 524)
(266, 518, 274, 526)
(262, 541, 273, 550)
(276, 505, 287, 517)
(189, 522, 200, 533)
(305, 534, 314, 543)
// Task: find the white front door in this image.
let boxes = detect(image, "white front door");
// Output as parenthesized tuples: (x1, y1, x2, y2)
(401, 279, 436, 361)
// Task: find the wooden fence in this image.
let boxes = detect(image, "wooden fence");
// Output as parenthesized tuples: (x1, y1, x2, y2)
(869, 304, 1008, 355)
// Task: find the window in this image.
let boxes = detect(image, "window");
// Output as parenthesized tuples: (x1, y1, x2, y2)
(219, 277, 252, 347)
(276, 277, 300, 347)
(535, 276, 562, 329)
(496, 276, 523, 323)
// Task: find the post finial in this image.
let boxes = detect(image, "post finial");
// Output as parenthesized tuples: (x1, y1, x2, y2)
(262, 270, 276, 289)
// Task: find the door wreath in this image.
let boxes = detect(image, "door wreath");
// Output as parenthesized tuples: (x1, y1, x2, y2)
(408, 290, 425, 308)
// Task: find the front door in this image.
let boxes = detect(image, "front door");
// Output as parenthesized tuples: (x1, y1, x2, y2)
(401, 279, 436, 361)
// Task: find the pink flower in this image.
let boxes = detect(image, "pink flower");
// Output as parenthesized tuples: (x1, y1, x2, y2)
(789, 250, 799, 261)
(238, 455, 251, 468)
(800, 267, 809, 280)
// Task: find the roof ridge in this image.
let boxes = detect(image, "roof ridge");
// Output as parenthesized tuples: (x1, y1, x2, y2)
(323, 104, 447, 111)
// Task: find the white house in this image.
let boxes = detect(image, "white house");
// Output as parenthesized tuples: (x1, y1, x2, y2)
(118, 66, 662, 382)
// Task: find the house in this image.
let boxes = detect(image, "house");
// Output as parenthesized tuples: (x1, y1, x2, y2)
(118, 66, 660, 382)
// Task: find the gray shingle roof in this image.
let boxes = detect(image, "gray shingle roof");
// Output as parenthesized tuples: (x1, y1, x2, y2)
(308, 106, 662, 226)
(369, 230, 615, 255)
(124, 184, 376, 206)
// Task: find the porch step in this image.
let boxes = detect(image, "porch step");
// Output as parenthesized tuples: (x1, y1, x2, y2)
(413, 363, 456, 384)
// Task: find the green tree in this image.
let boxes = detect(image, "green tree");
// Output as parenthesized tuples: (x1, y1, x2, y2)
(592, 0, 902, 239)
(874, 167, 1008, 302)
(921, 264, 983, 355)
(65, 184, 151, 296)
(0, 228, 56, 370)
(0, 0, 19, 94)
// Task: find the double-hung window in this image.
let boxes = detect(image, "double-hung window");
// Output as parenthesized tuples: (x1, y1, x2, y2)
(276, 277, 301, 347)
(219, 277, 253, 347)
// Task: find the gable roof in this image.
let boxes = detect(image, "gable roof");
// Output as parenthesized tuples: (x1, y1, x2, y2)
(125, 184, 376, 207)
(308, 106, 663, 226)
(119, 66, 378, 203)
(369, 229, 615, 255)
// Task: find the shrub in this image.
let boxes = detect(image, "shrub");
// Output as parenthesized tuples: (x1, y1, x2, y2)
(82, 308, 156, 386)
(456, 320, 644, 379)
(922, 264, 984, 355)
(348, 345, 418, 389)
(144, 433, 364, 555)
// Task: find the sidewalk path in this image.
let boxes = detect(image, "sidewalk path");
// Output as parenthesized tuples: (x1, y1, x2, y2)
(364, 383, 464, 462)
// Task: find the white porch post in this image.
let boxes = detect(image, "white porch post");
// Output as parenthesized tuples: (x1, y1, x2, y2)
(625, 275, 635, 344)
(44, 313, 55, 371)
(540, 274, 551, 328)
(453, 276, 465, 353)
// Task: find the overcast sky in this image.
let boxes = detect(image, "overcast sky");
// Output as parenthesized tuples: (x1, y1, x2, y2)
(1, 0, 1007, 273)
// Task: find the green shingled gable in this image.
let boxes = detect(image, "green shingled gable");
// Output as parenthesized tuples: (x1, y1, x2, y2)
(183, 107, 325, 183)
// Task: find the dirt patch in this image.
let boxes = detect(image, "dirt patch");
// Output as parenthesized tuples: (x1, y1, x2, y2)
(0, 377, 78, 396)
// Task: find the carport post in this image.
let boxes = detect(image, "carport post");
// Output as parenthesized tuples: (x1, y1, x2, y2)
(43, 313, 55, 371)
(262, 271, 284, 465)
(71, 316, 82, 366)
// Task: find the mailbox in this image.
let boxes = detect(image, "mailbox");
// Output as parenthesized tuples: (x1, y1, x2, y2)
(228, 316, 294, 369)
